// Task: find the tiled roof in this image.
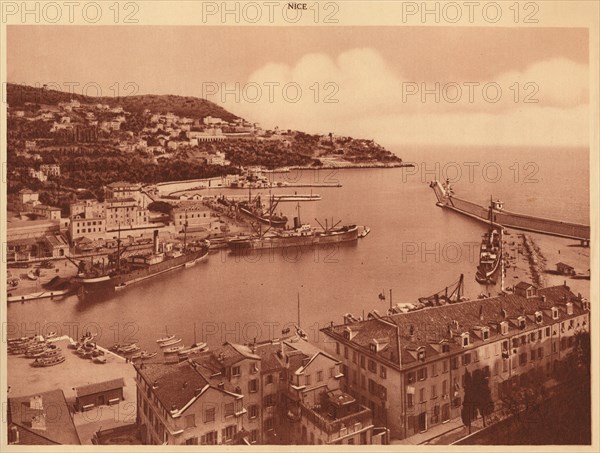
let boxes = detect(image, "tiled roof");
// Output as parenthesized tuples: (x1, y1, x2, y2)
(135, 361, 208, 412)
(8, 389, 81, 445)
(323, 285, 584, 368)
(75, 378, 125, 398)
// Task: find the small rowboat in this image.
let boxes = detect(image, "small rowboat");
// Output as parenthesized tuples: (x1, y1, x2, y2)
(160, 338, 182, 348)
(141, 351, 157, 359)
(93, 356, 107, 364)
(164, 344, 185, 354)
(156, 334, 176, 344)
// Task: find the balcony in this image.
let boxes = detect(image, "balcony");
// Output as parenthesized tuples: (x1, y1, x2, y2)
(300, 403, 372, 438)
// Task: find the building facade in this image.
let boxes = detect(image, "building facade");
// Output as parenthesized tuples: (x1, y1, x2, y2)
(320, 283, 590, 440)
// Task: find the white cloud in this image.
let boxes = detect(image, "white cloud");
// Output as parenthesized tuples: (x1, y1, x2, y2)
(221, 48, 588, 147)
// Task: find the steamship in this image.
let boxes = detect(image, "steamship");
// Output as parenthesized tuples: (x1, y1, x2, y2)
(73, 230, 209, 294)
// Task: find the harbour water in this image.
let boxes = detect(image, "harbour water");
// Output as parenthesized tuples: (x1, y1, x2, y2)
(6, 146, 589, 354)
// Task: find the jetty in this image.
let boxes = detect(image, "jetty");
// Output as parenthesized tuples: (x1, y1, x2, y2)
(430, 180, 590, 245)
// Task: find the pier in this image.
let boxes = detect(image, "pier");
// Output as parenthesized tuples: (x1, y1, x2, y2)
(430, 180, 590, 245)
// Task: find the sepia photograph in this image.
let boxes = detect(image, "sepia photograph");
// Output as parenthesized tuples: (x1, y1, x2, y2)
(1, 1, 598, 450)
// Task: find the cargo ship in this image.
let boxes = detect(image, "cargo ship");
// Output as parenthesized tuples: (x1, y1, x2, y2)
(232, 186, 287, 228)
(73, 229, 209, 294)
(228, 205, 359, 250)
(475, 226, 503, 284)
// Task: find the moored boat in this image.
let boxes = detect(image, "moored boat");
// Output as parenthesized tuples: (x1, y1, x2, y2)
(160, 338, 182, 348)
(177, 342, 208, 357)
(32, 355, 65, 367)
(74, 229, 209, 295)
(163, 344, 185, 354)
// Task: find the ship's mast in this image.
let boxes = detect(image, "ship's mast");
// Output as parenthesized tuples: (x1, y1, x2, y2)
(183, 210, 188, 251)
(116, 223, 121, 271)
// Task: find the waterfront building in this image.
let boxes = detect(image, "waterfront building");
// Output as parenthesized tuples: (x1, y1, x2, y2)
(320, 283, 590, 440)
(134, 357, 248, 445)
(172, 202, 212, 230)
(104, 198, 149, 232)
(134, 338, 383, 446)
(69, 199, 106, 241)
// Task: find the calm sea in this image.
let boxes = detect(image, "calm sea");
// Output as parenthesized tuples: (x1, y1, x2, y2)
(6, 146, 589, 353)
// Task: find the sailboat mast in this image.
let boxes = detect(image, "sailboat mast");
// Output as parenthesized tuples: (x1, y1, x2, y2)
(297, 292, 300, 327)
(116, 223, 121, 271)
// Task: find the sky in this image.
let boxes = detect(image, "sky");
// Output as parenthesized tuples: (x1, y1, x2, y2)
(7, 26, 589, 147)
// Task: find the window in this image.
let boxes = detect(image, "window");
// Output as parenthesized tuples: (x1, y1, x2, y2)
(417, 367, 428, 381)
(352, 350, 357, 363)
(265, 374, 274, 385)
(204, 407, 216, 423)
(329, 367, 336, 378)
(462, 333, 470, 347)
(500, 322, 509, 335)
(224, 403, 235, 417)
(344, 346, 349, 359)
(380, 366, 387, 379)
(222, 425, 237, 441)
(407, 371, 416, 383)
(451, 357, 459, 370)
(360, 355, 366, 369)
(232, 366, 241, 377)
(537, 347, 544, 359)
(368, 359, 377, 373)
(317, 371, 324, 382)
(552, 307, 559, 320)
(443, 360, 449, 373)
(474, 350, 479, 362)
(442, 380, 448, 396)
(249, 405, 258, 419)
(441, 342, 450, 353)
(200, 431, 217, 445)
(419, 388, 426, 403)
(407, 392, 414, 407)
(431, 384, 437, 398)
(336, 342, 340, 354)
(264, 394, 276, 407)
(519, 352, 527, 366)
(185, 414, 196, 429)
(264, 418, 274, 431)
(462, 353, 471, 366)
(482, 328, 490, 340)
(305, 374, 311, 386)
(545, 326, 551, 338)
(250, 363, 258, 374)
(249, 379, 258, 393)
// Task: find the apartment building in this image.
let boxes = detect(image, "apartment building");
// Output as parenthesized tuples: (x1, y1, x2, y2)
(320, 283, 590, 440)
(134, 359, 246, 445)
(135, 337, 382, 446)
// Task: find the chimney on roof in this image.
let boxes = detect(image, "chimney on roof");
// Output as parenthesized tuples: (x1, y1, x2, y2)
(29, 395, 43, 411)
(541, 295, 546, 304)
(30, 413, 46, 431)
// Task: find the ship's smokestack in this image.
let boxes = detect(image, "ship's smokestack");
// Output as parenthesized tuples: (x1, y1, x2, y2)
(153, 230, 159, 253)
(293, 217, 301, 229)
